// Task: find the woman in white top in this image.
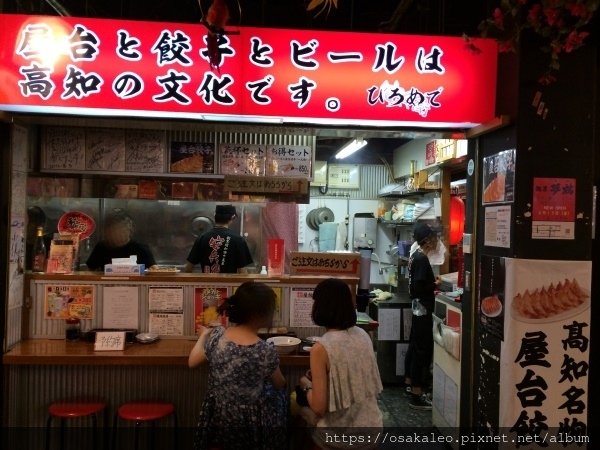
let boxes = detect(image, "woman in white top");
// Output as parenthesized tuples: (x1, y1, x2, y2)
(299, 278, 383, 449)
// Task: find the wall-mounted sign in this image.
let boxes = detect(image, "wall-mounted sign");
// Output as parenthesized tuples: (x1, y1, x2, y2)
(289, 251, 360, 276)
(532, 177, 576, 240)
(0, 14, 497, 128)
(327, 164, 360, 189)
(312, 161, 328, 187)
(482, 149, 516, 204)
(223, 175, 309, 194)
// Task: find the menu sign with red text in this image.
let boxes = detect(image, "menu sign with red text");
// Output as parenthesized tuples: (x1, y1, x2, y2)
(0, 14, 497, 127)
(532, 177, 576, 240)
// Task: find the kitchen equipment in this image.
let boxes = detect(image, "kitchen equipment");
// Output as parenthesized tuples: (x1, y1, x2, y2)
(267, 336, 301, 354)
(306, 207, 335, 231)
(352, 213, 377, 249)
(191, 215, 214, 237)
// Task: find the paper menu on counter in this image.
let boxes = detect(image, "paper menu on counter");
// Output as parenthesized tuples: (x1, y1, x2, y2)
(103, 286, 139, 329)
(289, 288, 314, 327)
(149, 313, 184, 336)
(148, 287, 183, 312)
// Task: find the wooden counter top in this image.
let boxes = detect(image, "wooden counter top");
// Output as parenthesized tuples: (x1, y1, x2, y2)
(26, 271, 359, 284)
(3, 339, 311, 367)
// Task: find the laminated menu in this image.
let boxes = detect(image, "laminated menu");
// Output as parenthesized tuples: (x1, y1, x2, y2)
(170, 142, 215, 174)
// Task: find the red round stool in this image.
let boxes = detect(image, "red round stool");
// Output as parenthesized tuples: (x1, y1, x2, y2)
(112, 402, 177, 450)
(45, 401, 107, 450)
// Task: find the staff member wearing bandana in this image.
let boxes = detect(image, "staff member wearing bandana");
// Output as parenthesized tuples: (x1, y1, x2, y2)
(184, 205, 253, 274)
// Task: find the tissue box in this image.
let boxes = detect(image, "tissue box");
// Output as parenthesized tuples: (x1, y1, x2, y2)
(104, 264, 145, 275)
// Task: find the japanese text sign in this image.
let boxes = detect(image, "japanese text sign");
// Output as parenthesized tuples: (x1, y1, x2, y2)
(0, 14, 497, 127)
(289, 251, 360, 276)
(94, 331, 126, 351)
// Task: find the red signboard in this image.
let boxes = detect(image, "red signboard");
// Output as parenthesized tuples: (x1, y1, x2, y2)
(0, 14, 497, 127)
(533, 177, 576, 221)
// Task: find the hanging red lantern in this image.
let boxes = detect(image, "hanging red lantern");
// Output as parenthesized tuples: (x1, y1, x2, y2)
(449, 195, 465, 246)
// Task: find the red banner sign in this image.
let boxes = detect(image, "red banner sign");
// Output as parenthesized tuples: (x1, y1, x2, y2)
(0, 14, 497, 127)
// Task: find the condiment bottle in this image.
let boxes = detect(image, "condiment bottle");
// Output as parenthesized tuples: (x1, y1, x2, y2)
(260, 266, 268, 275)
(32, 226, 47, 273)
(65, 317, 81, 340)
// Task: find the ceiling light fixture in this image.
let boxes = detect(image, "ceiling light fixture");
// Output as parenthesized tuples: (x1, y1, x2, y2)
(335, 138, 368, 159)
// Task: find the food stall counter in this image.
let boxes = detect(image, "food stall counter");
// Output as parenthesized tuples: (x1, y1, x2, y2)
(2, 338, 310, 367)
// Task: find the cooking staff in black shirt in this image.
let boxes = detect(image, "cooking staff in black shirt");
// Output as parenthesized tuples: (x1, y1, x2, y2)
(184, 205, 253, 274)
(405, 222, 440, 410)
(86, 212, 157, 271)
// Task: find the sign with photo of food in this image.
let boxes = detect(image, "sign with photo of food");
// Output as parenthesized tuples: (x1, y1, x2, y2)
(482, 149, 516, 204)
(478, 255, 506, 340)
(266, 145, 312, 178)
(170, 142, 215, 174)
(220, 144, 266, 176)
(499, 259, 591, 440)
(194, 287, 228, 333)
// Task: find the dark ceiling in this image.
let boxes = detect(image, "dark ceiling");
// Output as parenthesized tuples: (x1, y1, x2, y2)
(2, 0, 496, 163)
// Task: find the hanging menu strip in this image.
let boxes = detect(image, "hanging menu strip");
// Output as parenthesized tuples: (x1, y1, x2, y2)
(223, 176, 309, 194)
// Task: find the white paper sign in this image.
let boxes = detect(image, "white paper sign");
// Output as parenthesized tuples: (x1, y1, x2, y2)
(149, 313, 184, 336)
(94, 331, 126, 351)
(290, 288, 315, 327)
(484, 205, 511, 248)
(103, 286, 139, 329)
(148, 287, 183, 312)
(378, 308, 401, 341)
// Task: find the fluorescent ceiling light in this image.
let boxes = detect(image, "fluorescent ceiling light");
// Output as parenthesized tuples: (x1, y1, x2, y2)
(335, 138, 367, 159)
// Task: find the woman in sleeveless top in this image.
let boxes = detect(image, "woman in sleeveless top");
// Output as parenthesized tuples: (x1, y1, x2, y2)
(298, 278, 383, 449)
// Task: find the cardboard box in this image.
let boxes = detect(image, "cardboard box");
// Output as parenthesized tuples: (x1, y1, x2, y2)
(289, 252, 360, 276)
(104, 264, 145, 275)
(415, 170, 429, 189)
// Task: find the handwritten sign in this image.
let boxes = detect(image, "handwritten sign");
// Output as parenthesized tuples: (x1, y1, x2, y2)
(125, 130, 166, 173)
(289, 252, 360, 276)
(224, 176, 308, 195)
(42, 127, 85, 170)
(290, 288, 315, 327)
(85, 128, 126, 171)
(94, 331, 126, 351)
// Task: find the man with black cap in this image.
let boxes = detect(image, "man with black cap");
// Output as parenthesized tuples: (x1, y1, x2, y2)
(184, 204, 253, 273)
(404, 222, 440, 410)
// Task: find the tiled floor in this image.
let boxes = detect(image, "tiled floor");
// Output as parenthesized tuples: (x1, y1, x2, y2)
(378, 384, 432, 427)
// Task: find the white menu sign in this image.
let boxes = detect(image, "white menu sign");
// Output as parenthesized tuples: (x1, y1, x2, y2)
(149, 313, 184, 336)
(148, 287, 183, 312)
(290, 288, 315, 327)
(103, 286, 139, 329)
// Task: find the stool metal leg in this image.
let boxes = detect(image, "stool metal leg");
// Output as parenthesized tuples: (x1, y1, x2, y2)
(112, 413, 118, 450)
(92, 414, 98, 450)
(133, 421, 140, 450)
(172, 412, 178, 450)
(60, 419, 65, 450)
(45, 416, 53, 450)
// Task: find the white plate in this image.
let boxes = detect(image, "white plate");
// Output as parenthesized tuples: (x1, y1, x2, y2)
(510, 297, 590, 324)
(136, 333, 159, 343)
(481, 296, 503, 318)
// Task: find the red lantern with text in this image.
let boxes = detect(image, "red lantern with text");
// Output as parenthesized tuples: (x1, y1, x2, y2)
(449, 196, 465, 246)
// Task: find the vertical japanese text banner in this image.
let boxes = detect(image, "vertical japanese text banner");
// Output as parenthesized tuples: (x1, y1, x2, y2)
(499, 259, 590, 444)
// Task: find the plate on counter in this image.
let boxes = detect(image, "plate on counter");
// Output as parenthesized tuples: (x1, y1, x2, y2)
(145, 267, 181, 274)
(136, 333, 159, 344)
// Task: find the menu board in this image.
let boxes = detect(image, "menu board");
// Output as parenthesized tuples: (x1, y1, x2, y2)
(125, 130, 166, 173)
(148, 286, 183, 335)
(42, 126, 86, 171)
(85, 128, 126, 171)
(44, 284, 94, 319)
(220, 144, 266, 176)
(484, 205, 512, 248)
(532, 177, 576, 240)
(266, 145, 312, 178)
(289, 288, 314, 327)
(170, 142, 215, 174)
